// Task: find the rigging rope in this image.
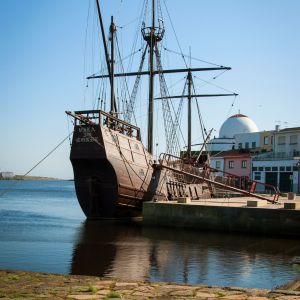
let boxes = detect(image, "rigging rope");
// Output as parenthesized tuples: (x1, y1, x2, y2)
(194, 75, 236, 94)
(154, 46, 181, 156)
(124, 45, 148, 124)
(0, 132, 74, 198)
(163, 47, 226, 68)
(162, 0, 188, 68)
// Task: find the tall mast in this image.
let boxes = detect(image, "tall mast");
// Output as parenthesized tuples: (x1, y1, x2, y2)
(110, 16, 116, 114)
(187, 71, 192, 158)
(147, 0, 156, 154)
(95, 0, 116, 112)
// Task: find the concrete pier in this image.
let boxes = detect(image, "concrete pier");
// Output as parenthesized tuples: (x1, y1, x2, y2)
(143, 197, 300, 237)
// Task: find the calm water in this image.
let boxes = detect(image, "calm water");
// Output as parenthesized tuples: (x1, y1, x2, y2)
(0, 180, 299, 289)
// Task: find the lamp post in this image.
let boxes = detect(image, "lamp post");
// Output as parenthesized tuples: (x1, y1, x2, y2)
(297, 160, 300, 194)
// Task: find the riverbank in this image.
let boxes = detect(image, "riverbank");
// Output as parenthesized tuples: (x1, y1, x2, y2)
(0, 175, 65, 180)
(0, 270, 299, 299)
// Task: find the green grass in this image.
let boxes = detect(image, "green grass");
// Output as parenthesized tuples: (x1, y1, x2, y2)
(105, 290, 121, 298)
(0, 288, 5, 297)
(215, 291, 227, 297)
(12, 291, 31, 298)
(6, 274, 20, 281)
(88, 285, 97, 293)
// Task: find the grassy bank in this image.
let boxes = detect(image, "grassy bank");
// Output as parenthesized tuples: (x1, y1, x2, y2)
(0, 270, 299, 299)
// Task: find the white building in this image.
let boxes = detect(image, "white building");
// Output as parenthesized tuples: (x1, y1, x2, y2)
(252, 127, 300, 193)
(208, 114, 259, 153)
(235, 132, 260, 150)
(0, 172, 14, 179)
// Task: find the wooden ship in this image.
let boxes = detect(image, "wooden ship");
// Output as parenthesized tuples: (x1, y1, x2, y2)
(66, 0, 278, 219)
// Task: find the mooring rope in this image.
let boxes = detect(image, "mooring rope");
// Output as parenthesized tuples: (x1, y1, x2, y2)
(0, 132, 73, 198)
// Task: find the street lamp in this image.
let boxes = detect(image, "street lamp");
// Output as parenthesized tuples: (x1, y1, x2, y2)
(297, 160, 300, 194)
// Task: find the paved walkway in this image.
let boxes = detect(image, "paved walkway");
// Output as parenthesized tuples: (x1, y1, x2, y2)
(0, 270, 299, 299)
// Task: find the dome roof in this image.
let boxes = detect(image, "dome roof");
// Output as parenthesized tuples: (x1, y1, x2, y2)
(219, 114, 259, 138)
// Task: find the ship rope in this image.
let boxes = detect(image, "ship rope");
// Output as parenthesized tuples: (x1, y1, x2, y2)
(115, 33, 132, 120)
(169, 78, 187, 153)
(193, 75, 236, 94)
(0, 132, 74, 198)
(124, 45, 148, 124)
(154, 46, 181, 156)
(162, 0, 188, 68)
(163, 47, 227, 68)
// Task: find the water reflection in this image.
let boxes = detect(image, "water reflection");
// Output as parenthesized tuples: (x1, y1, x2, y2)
(71, 221, 151, 281)
(71, 221, 300, 288)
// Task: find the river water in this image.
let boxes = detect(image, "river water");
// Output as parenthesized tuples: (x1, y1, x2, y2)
(0, 180, 299, 289)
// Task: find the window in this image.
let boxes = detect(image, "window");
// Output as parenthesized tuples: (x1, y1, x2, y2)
(293, 165, 299, 171)
(245, 142, 249, 149)
(254, 172, 261, 181)
(264, 136, 269, 145)
(278, 136, 286, 145)
(259, 167, 264, 171)
(215, 161, 221, 169)
(271, 136, 274, 145)
(252, 167, 258, 171)
(280, 166, 285, 171)
(252, 142, 256, 148)
(265, 167, 271, 171)
(229, 161, 234, 169)
(286, 166, 292, 171)
(272, 166, 278, 171)
(241, 160, 247, 168)
(290, 135, 298, 145)
(238, 143, 242, 149)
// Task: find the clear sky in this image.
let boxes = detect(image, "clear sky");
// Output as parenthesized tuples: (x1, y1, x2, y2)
(1, 0, 300, 179)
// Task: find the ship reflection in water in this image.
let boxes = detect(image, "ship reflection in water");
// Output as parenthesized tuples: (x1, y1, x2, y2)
(71, 221, 300, 289)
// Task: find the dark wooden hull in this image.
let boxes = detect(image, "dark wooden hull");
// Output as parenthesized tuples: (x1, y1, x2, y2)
(69, 111, 212, 219)
(70, 122, 153, 218)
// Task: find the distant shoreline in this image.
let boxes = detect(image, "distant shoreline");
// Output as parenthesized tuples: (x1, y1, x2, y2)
(0, 175, 72, 181)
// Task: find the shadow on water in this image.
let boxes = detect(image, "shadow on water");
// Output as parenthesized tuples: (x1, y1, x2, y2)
(71, 220, 300, 288)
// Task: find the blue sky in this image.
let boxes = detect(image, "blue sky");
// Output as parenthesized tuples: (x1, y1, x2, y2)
(1, 0, 300, 179)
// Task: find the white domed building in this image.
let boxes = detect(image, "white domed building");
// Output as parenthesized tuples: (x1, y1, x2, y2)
(207, 114, 259, 152)
(219, 114, 259, 139)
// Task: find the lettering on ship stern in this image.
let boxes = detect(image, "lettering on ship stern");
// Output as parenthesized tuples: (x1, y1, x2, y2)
(75, 126, 99, 143)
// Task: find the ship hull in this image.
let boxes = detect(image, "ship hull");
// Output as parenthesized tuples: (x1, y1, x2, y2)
(69, 110, 211, 219)
(70, 113, 154, 218)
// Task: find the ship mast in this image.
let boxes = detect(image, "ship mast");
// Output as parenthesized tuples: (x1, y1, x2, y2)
(187, 71, 192, 158)
(110, 16, 116, 114)
(95, 0, 117, 114)
(88, 0, 237, 158)
(147, 0, 156, 154)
